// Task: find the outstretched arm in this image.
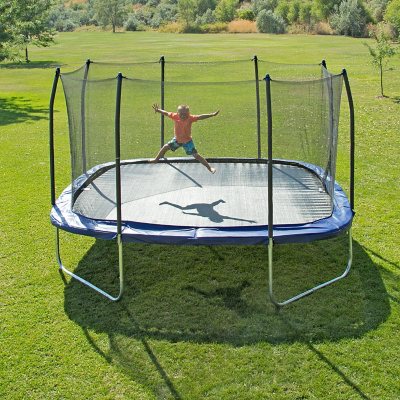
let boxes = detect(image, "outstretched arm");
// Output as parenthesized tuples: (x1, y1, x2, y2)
(197, 110, 219, 120)
(153, 103, 169, 116)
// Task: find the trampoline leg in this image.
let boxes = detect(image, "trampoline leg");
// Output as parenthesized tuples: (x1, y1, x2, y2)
(268, 228, 353, 308)
(55, 228, 124, 301)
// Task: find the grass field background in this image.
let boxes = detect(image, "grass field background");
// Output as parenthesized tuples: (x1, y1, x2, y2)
(1, 32, 399, 399)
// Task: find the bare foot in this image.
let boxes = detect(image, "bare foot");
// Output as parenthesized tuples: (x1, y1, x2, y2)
(210, 167, 216, 174)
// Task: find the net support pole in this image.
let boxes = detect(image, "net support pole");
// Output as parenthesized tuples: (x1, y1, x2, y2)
(160, 55, 165, 147)
(55, 74, 125, 302)
(81, 59, 91, 174)
(115, 73, 123, 237)
(265, 75, 273, 240)
(265, 73, 352, 309)
(253, 55, 261, 159)
(49, 67, 60, 207)
(264, 74, 276, 307)
(342, 69, 355, 212)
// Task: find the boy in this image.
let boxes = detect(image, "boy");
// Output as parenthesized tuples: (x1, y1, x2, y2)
(150, 103, 219, 173)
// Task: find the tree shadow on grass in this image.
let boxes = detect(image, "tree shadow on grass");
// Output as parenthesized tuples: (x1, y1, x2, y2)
(61, 235, 390, 399)
(0, 96, 49, 126)
(0, 60, 62, 69)
(392, 96, 400, 104)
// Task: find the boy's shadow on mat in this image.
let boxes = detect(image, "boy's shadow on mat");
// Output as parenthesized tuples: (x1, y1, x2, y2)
(63, 235, 391, 346)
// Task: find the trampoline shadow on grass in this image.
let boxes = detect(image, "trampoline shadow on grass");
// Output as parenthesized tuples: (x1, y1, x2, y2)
(61, 236, 389, 400)
(63, 235, 390, 346)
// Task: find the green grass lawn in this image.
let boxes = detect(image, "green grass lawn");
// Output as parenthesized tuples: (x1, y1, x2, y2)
(1, 31, 399, 399)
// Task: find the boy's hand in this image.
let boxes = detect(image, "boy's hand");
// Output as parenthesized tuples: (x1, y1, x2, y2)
(152, 104, 159, 113)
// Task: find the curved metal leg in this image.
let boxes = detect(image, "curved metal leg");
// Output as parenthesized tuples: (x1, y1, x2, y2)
(268, 228, 353, 308)
(55, 228, 124, 301)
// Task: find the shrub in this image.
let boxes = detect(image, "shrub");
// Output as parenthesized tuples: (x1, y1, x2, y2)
(385, 0, 400, 36)
(287, 1, 301, 24)
(124, 14, 140, 31)
(215, 0, 239, 22)
(228, 19, 258, 32)
(236, 9, 255, 21)
(201, 22, 228, 32)
(312, 21, 334, 35)
(256, 9, 286, 33)
(195, 9, 216, 25)
(54, 18, 78, 32)
(181, 23, 203, 33)
(330, 0, 371, 37)
(274, 1, 290, 23)
(159, 21, 184, 33)
(299, 2, 312, 25)
(367, 22, 397, 40)
(197, 0, 218, 15)
(288, 22, 312, 34)
(252, 0, 278, 16)
(367, 0, 389, 22)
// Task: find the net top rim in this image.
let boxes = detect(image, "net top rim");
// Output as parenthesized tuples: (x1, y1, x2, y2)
(60, 58, 325, 74)
(59, 72, 343, 85)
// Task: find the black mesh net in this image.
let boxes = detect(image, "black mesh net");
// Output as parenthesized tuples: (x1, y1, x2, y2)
(60, 60, 344, 211)
(259, 59, 325, 80)
(269, 69, 343, 198)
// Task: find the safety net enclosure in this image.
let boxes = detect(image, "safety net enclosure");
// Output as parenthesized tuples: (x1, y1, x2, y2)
(49, 57, 355, 305)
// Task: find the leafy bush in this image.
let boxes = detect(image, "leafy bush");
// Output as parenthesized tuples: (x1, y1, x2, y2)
(330, 0, 371, 37)
(124, 14, 140, 31)
(274, 1, 290, 23)
(366, 0, 389, 22)
(158, 21, 184, 32)
(287, 1, 301, 23)
(252, 0, 278, 15)
(55, 19, 78, 32)
(47, 2, 97, 32)
(236, 9, 255, 21)
(256, 9, 286, 33)
(313, 21, 334, 35)
(312, 0, 341, 20)
(134, 7, 154, 26)
(197, 0, 218, 15)
(215, 0, 239, 22)
(195, 9, 216, 25)
(200, 22, 228, 32)
(299, 2, 312, 25)
(385, 0, 400, 36)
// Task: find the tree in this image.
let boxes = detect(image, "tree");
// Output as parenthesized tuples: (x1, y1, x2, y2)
(252, 0, 278, 16)
(215, 0, 239, 22)
(312, 0, 341, 20)
(256, 9, 286, 33)
(0, 0, 55, 63)
(197, 0, 217, 15)
(330, 0, 370, 37)
(366, 0, 389, 22)
(364, 23, 397, 97)
(0, 19, 12, 61)
(94, 0, 128, 33)
(299, 2, 313, 25)
(178, 0, 197, 26)
(287, 1, 301, 24)
(385, 0, 400, 36)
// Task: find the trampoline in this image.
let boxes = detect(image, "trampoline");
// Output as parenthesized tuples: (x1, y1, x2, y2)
(50, 57, 355, 307)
